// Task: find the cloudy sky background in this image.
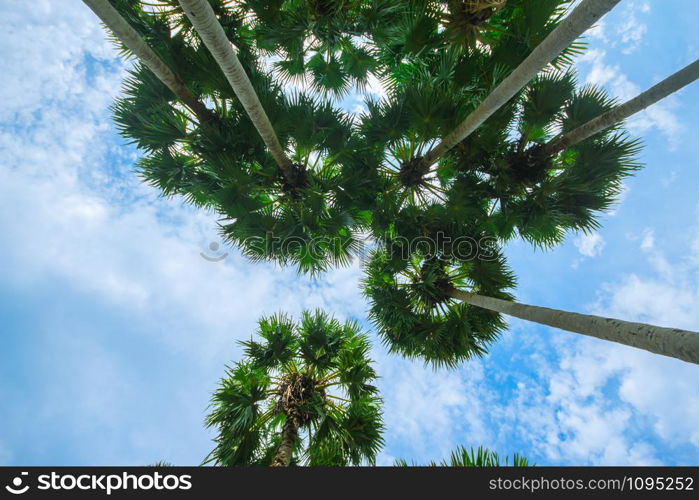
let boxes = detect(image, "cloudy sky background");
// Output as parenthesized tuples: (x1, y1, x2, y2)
(1, 0, 698, 466)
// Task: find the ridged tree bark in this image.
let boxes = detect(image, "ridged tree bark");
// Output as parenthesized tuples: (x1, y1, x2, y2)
(271, 419, 298, 467)
(448, 288, 699, 365)
(82, 0, 214, 123)
(541, 58, 699, 156)
(177, 0, 294, 177)
(421, 0, 621, 167)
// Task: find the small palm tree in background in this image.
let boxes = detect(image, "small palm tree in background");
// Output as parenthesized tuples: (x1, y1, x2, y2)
(397, 445, 531, 466)
(205, 310, 384, 466)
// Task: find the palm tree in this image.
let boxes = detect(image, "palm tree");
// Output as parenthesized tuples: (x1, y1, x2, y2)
(82, 0, 214, 123)
(352, 2, 629, 248)
(365, 250, 699, 365)
(177, 0, 294, 179)
(357, 60, 641, 249)
(205, 310, 384, 466)
(419, 0, 621, 168)
(100, 1, 362, 273)
(540, 58, 699, 156)
(396, 445, 531, 466)
(101, 1, 604, 272)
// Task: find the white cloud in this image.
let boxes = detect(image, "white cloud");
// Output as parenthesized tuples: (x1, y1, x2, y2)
(363, 73, 387, 101)
(581, 224, 699, 449)
(574, 232, 606, 258)
(616, 0, 650, 54)
(640, 228, 655, 251)
(485, 218, 699, 465)
(376, 356, 495, 464)
(594, 227, 699, 331)
(582, 0, 650, 55)
(586, 19, 606, 42)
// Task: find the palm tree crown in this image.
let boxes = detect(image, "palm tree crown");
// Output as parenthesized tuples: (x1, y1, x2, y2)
(205, 310, 384, 466)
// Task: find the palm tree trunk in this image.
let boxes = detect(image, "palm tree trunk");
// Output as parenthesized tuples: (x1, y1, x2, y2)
(82, 0, 214, 123)
(422, 0, 621, 167)
(177, 0, 294, 177)
(541, 58, 699, 156)
(271, 419, 298, 467)
(448, 288, 699, 364)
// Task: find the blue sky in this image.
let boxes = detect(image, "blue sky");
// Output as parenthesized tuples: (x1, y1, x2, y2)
(1, 0, 698, 466)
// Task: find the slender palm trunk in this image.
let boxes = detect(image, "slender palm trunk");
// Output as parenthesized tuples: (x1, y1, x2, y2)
(271, 419, 298, 467)
(541, 59, 699, 156)
(448, 288, 699, 364)
(177, 0, 294, 177)
(422, 0, 621, 167)
(82, 0, 214, 123)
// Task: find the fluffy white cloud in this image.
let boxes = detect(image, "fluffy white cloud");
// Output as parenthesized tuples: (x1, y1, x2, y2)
(376, 355, 494, 464)
(617, 0, 650, 54)
(574, 232, 606, 258)
(530, 223, 699, 462)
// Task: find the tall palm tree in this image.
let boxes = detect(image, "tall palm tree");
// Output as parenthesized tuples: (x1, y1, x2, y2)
(419, 0, 621, 168)
(177, 0, 295, 179)
(540, 58, 699, 156)
(396, 445, 531, 466)
(357, 61, 641, 249)
(364, 250, 699, 365)
(351, 2, 627, 250)
(205, 311, 384, 466)
(82, 0, 214, 123)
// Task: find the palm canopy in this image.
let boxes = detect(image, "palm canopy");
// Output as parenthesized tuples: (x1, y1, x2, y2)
(363, 237, 516, 367)
(205, 310, 384, 466)
(465, 71, 642, 246)
(110, 0, 363, 273)
(357, 57, 640, 248)
(235, 0, 390, 97)
(214, 0, 577, 97)
(107, 0, 624, 274)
